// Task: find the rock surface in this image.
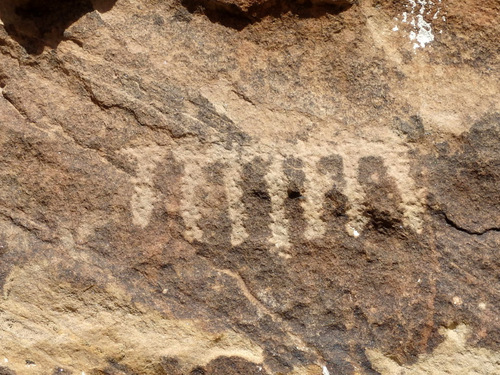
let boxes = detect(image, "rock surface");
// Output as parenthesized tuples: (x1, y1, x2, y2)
(0, 0, 499, 374)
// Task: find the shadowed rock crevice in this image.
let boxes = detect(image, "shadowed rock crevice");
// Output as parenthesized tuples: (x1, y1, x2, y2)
(440, 210, 500, 236)
(181, 0, 355, 30)
(0, 0, 117, 54)
(427, 113, 500, 234)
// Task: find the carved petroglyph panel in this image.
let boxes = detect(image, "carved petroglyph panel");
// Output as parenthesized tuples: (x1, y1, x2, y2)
(173, 129, 425, 247)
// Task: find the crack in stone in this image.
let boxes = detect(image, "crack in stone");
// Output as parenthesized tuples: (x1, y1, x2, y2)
(181, 0, 355, 30)
(0, 208, 54, 243)
(441, 211, 500, 236)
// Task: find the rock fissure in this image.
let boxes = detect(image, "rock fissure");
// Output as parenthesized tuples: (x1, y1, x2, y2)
(441, 211, 500, 236)
(0, 208, 53, 243)
(2, 89, 32, 121)
(181, 0, 355, 30)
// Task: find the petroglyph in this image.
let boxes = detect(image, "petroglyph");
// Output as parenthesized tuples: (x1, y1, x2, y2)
(265, 155, 292, 249)
(173, 128, 425, 247)
(176, 145, 206, 242)
(334, 135, 425, 235)
(224, 161, 249, 246)
(303, 154, 344, 240)
(121, 145, 165, 228)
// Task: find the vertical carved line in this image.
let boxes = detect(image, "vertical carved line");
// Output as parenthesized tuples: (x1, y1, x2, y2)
(121, 145, 165, 229)
(179, 152, 204, 242)
(303, 154, 346, 240)
(224, 160, 249, 246)
(303, 155, 328, 240)
(265, 155, 291, 250)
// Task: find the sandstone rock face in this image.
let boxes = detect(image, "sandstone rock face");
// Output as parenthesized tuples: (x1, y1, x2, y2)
(0, 0, 499, 374)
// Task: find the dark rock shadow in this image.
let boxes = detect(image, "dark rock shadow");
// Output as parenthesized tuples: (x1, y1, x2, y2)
(181, 0, 354, 30)
(0, 0, 117, 54)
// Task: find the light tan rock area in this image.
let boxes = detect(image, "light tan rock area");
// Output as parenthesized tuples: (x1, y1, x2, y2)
(0, 0, 499, 374)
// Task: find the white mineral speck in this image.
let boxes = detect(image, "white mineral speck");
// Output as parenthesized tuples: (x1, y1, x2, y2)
(418, 0, 425, 14)
(393, 25, 399, 31)
(323, 365, 330, 375)
(414, 15, 434, 48)
(399, 0, 439, 49)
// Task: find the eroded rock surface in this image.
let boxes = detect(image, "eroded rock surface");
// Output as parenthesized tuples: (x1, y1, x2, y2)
(0, 0, 498, 374)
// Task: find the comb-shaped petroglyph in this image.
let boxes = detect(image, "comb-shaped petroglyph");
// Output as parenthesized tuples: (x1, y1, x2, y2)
(174, 129, 425, 248)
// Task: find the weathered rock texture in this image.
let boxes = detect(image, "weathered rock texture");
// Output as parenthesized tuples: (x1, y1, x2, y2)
(0, 0, 499, 374)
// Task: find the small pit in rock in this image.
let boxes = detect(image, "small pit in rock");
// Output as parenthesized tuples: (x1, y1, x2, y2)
(252, 190, 271, 200)
(287, 189, 303, 199)
(364, 208, 402, 234)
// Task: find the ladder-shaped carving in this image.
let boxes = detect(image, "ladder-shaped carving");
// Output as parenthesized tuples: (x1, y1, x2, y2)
(174, 136, 425, 249)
